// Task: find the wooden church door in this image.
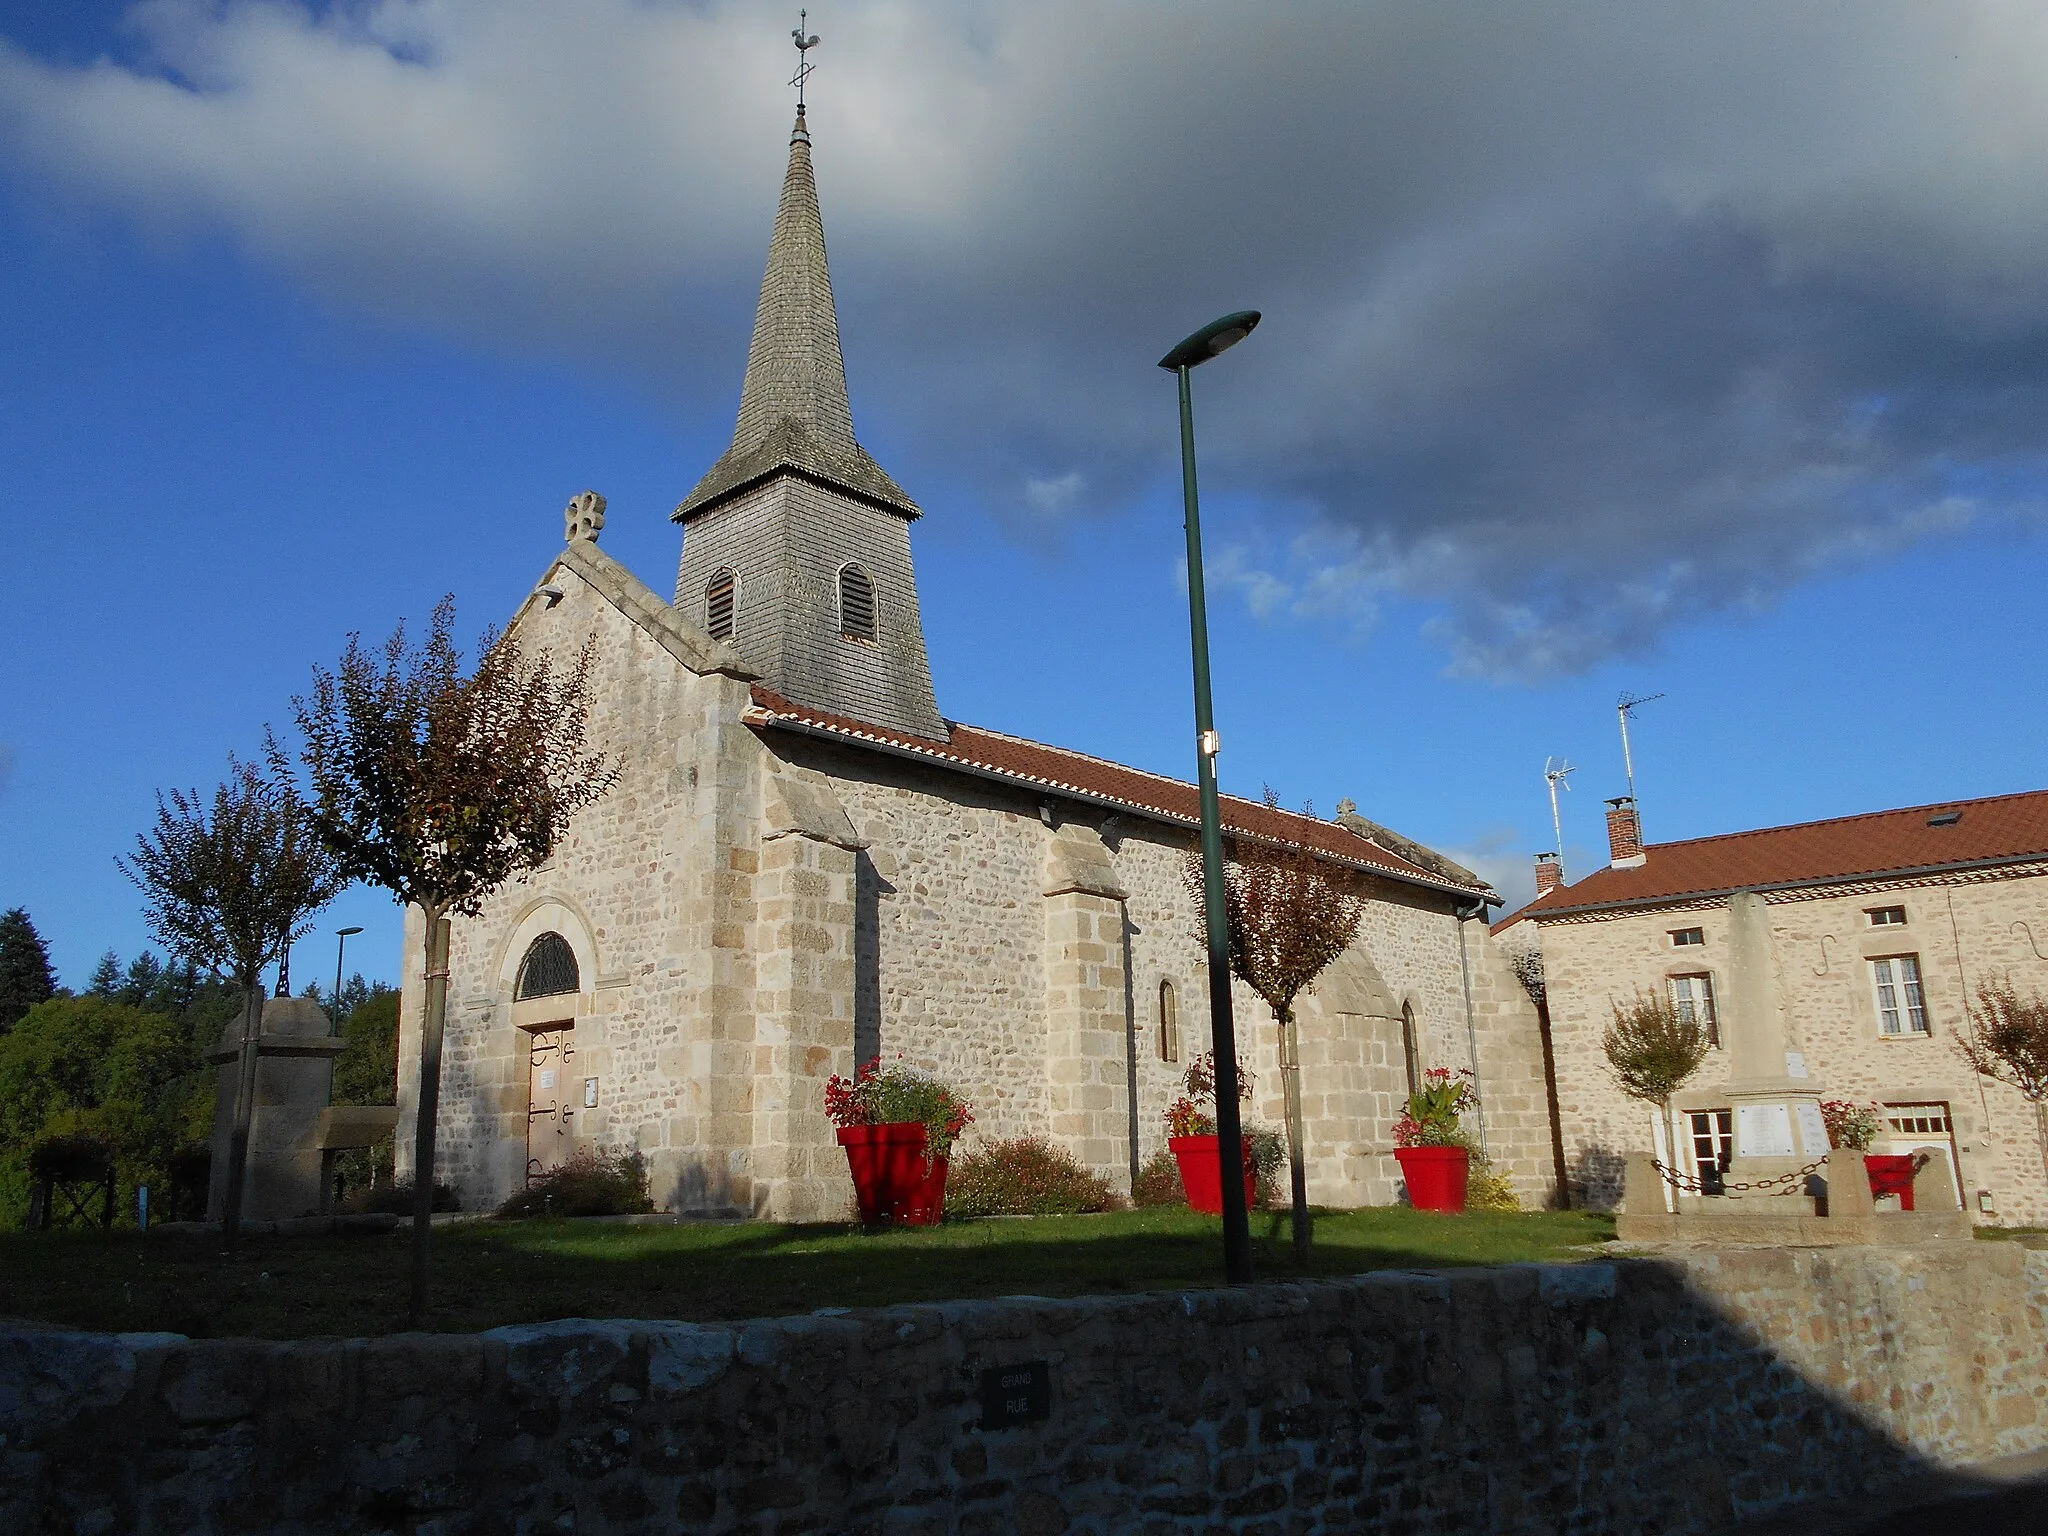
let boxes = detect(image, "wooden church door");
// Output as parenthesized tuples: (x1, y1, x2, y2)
(525, 1025, 576, 1182)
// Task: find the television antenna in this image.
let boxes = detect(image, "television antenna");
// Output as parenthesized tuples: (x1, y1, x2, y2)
(790, 10, 819, 108)
(1617, 691, 1664, 804)
(1542, 757, 1576, 878)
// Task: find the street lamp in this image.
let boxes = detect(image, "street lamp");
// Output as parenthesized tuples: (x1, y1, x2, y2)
(1159, 308, 1260, 1285)
(332, 926, 364, 1034)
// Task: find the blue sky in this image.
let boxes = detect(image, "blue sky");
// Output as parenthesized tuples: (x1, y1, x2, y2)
(4, 2, 2047, 991)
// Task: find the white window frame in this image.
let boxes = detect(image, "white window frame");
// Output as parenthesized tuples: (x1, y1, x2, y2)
(1870, 954, 1930, 1036)
(1667, 973, 1720, 1048)
(1866, 905, 1907, 928)
(1687, 1108, 1734, 1179)
(1670, 927, 1704, 947)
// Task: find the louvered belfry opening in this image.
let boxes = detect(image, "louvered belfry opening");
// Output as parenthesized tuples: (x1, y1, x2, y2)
(839, 564, 877, 643)
(705, 568, 737, 641)
(516, 933, 579, 1000)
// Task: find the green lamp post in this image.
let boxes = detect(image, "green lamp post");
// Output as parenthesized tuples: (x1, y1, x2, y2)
(1159, 309, 1260, 1285)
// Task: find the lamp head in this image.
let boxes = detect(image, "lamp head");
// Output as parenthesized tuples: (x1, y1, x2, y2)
(337, 926, 364, 937)
(1158, 310, 1261, 372)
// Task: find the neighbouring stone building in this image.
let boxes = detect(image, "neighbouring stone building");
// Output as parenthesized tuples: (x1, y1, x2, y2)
(1497, 789, 2048, 1225)
(395, 105, 1559, 1219)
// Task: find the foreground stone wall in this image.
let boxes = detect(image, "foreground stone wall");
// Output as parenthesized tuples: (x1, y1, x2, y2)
(5, 1244, 2043, 1534)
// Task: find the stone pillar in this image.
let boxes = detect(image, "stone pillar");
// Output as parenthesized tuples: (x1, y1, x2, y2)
(1825, 1149, 1875, 1217)
(1720, 890, 1828, 1192)
(1044, 825, 1131, 1187)
(206, 997, 348, 1223)
(752, 767, 863, 1221)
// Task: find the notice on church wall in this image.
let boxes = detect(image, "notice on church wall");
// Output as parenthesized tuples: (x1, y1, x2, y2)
(1737, 1103, 1795, 1159)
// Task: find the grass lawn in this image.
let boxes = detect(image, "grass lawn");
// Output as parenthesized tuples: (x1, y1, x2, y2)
(0, 1207, 1614, 1339)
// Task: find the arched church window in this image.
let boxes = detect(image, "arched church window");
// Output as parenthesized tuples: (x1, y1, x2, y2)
(1400, 1001, 1421, 1097)
(1158, 979, 1179, 1063)
(838, 564, 877, 643)
(516, 932, 579, 1000)
(705, 569, 737, 642)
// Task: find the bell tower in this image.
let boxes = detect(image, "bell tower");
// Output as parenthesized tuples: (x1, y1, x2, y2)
(673, 95, 946, 741)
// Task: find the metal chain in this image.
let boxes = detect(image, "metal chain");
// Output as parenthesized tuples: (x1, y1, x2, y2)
(1651, 1155, 1830, 1197)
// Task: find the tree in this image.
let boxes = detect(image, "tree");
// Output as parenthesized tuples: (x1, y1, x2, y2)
(0, 996, 205, 1226)
(1183, 788, 1366, 1265)
(1602, 989, 1710, 1179)
(1957, 977, 2048, 1191)
(0, 907, 56, 1031)
(279, 596, 616, 1322)
(86, 951, 122, 998)
(118, 758, 345, 1244)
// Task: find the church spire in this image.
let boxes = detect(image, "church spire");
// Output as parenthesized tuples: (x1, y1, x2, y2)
(674, 103, 919, 523)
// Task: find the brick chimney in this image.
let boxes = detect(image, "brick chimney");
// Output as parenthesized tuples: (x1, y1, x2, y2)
(1534, 852, 1563, 896)
(1605, 797, 1646, 869)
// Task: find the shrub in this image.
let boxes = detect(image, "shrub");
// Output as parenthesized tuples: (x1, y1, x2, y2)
(495, 1148, 651, 1219)
(1466, 1155, 1522, 1213)
(944, 1135, 1116, 1217)
(825, 1058, 973, 1158)
(1246, 1124, 1286, 1207)
(342, 1178, 459, 1216)
(1133, 1146, 1184, 1207)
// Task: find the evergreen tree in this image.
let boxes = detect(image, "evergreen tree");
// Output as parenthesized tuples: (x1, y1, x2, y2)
(86, 951, 122, 998)
(0, 908, 57, 1032)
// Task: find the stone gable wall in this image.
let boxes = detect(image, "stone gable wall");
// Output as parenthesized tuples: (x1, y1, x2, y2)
(8, 1245, 2044, 1534)
(1529, 866, 2048, 1221)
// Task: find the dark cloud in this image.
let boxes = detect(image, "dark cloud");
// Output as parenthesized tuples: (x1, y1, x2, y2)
(7, 1, 2048, 675)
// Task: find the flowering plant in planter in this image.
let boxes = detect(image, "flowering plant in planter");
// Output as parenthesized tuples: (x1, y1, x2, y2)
(1820, 1099, 1883, 1152)
(825, 1057, 974, 1158)
(1393, 1066, 1478, 1148)
(1163, 1050, 1254, 1137)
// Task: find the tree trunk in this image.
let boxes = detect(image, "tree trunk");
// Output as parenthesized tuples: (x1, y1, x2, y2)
(2034, 1099, 2048, 1203)
(1280, 1008, 1311, 1265)
(220, 980, 266, 1248)
(409, 910, 452, 1327)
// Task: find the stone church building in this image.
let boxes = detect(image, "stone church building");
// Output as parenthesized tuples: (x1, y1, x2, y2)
(395, 108, 1558, 1219)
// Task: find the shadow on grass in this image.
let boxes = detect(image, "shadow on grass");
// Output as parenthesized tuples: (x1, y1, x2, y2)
(0, 1206, 1615, 1339)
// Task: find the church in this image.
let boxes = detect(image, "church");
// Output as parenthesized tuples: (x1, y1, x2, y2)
(394, 103, 1559, 1219)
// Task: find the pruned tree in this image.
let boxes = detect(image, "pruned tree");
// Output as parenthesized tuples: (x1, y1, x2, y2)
(118, 758, 345, 1244)
(1957, 977, 2048, 1191)
(277, 596, 616, 1323)
(1183, 788, 1366, 1264)
(0, 907, 57, 1032)
(1602, 988, 1709, 1179)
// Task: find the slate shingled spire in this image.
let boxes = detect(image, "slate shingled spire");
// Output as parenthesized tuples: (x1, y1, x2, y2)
(673, 105, 945, 740)
(675, 108, 919, 521)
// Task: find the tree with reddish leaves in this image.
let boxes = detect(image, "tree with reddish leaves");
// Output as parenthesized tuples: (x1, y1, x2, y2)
(275, 596, 617, 1323)
(1958, 977, 2048, 1192)
(1184, 788, 1366, 1264)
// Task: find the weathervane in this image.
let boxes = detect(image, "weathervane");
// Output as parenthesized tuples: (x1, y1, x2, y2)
(791, 10, 819, 109)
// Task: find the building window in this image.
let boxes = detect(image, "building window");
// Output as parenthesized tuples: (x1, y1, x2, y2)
(1670, 927, 1704, 947)
(1158, 980, 1179, 1063)
(1688, 1109, 1734, 1176)
(1668, 974, 1719, 1047)
(1400, 1002, 1421, 1097)
(1885, 1101, 1950, 1138)
(705, 568, 736, 642)
(1871, 955, 1930, 1035)
(1866, 905, 1906, 927)
(516, 933, 579, 1000)
(839, 564, 877, 643)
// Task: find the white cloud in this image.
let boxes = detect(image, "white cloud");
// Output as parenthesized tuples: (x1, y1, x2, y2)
(9, 1, 2048, 674)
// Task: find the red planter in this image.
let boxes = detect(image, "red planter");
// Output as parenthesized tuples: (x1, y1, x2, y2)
(1395, 1145, 1470, 1213)
(1864, 1153, 1919, 1210)
(1168, 1135, 1257, 1216)
(837, 1123, 948, 1226)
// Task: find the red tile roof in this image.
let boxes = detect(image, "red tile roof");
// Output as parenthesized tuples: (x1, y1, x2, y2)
(1508, 787, 2048, 923)
(743, 686, 1493, 901)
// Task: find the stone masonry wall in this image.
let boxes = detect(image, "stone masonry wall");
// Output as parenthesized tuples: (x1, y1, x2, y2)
(1526, 864, 2048, 1221)
(5, 1244, 2044, 1534)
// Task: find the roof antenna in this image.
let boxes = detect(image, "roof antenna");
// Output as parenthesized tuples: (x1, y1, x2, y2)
(1617, 690, 1664, 805)
(791, 10, 819, 109)
(1543, 757, 1576, 879)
